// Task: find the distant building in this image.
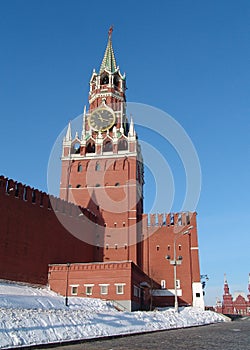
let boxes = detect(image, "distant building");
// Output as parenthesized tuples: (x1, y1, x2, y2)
(215, 274, 250, 316)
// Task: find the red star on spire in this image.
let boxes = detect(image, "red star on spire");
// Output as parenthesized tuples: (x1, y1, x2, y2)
(108, 25, 114, 38)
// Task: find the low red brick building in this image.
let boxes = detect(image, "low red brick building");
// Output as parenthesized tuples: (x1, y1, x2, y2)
(48, 261, 158, 311)
(215, 274, 250, 316)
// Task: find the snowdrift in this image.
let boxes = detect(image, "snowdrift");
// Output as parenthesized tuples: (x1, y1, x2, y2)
(0, 281, 226, 349)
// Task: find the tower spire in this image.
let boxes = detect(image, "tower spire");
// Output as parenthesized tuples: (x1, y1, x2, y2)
(100, 26, 117, 73)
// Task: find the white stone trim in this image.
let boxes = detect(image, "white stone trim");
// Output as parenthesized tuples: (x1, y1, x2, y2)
(191, 247, 199, 250)
(61, 152, 138, 160)
(89, 92, 124, 104)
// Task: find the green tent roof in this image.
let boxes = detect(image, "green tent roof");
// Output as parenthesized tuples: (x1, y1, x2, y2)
(99, 35, 117, 74)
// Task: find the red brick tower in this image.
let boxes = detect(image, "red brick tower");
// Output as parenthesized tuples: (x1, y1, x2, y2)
(222, 274, 234, 313)
(60, 28, 144, 265)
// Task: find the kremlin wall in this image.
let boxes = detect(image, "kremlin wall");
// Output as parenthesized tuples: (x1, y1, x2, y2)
(0, 175, 95, 285)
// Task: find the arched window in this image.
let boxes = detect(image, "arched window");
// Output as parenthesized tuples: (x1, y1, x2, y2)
(95, 161, 101, 171)
(91, 77, 96, 91)
(77, 163, 82, 172)
(86, 141, 95, 153)
(103, 140, 113, 152)
(101, 75, 109, 85)
(76, 184, 81, 188)
(118, 139, 128, 151)
(114, 75, 119, 87)
(72, 142, 80, 154)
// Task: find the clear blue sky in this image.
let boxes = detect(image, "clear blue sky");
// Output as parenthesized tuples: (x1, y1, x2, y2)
(0, 0, 249, 305)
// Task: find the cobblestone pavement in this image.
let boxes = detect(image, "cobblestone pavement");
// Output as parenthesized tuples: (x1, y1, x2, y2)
(47, 318, 250, 350)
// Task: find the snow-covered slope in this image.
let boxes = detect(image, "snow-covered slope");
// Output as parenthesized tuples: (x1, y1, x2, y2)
(0, 281, 227, 349)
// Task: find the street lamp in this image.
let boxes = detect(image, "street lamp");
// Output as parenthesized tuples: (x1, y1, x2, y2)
(65, 262, 70, 307)
(165, 225, 193, 312)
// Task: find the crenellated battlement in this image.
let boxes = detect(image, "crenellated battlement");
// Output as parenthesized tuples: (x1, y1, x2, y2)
(144, 211, 196, 227)
(0, 175, 97, 223)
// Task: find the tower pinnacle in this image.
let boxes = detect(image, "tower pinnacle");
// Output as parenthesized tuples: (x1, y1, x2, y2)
(65, 121, 72, 142)
(224, 273, 230, 295)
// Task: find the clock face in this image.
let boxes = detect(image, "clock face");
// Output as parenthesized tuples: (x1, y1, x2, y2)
(88, 108, 115, 131)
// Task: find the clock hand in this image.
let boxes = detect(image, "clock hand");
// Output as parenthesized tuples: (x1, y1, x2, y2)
(95, 111, 102, 121)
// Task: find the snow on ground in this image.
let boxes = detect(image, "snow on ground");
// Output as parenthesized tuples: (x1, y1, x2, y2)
(0, 280, 227, 349)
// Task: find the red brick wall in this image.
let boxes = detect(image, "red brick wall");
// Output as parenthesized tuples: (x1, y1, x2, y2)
(0, 176, 95, 285)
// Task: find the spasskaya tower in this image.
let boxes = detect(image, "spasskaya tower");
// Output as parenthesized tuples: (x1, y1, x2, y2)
(60, 27, 144, 265)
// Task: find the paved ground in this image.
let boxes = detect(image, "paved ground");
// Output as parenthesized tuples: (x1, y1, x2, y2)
(45, 318, 250, 350)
